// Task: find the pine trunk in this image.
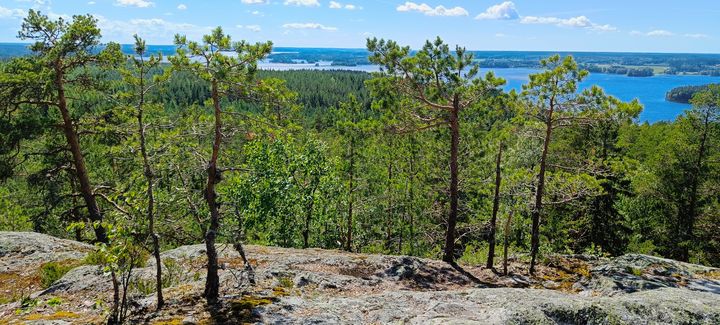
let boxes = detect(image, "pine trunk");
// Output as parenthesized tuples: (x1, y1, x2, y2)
(345, 137, 355, 252)
(443, 97, 460, 263)
(203, 80, 222, 303)
(136, 66, 164, 309)
(530, 99, 555, 275)
(486, 143, 503, 269)
(55, 68, 107, 243)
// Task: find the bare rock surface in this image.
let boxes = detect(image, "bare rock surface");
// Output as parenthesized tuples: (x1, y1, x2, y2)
(0, 232, 93, 273)
(1, 232, 719, 324)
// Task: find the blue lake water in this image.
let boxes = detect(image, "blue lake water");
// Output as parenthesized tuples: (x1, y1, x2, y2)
(487, 68, 720, 123)
(257, 63, 720, 123)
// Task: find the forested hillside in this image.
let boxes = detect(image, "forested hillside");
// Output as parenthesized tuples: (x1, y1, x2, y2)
(0, 11, 719, 318)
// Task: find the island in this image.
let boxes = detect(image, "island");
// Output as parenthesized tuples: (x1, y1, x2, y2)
(666, 84, 718, 103)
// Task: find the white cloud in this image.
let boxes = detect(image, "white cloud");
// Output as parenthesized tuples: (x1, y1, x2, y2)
(284, 0, 320, 7)
(476, 1, 518, 20)
(96, 15, 212, 43)
(241, 0, 268, 3)
(177, 4, 187, 10)
(237, 24, 261, 32)
(115, 0, 154, 8)
(88, 1, 96, 5)
(631, 30, 674, 37)
(282, 22, 337, 31)
(14, 0, 46, 5)
(329, 1, 360, 10)
(0, 6, 25, 18)
(520, 15, 616, 32)
(646, 29, 674, 37)
(396, 2, 468, 17)
(630, 30, 708, 38)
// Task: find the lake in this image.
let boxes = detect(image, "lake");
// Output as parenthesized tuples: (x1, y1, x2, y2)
(257, 63, 720, 123)
(3, 41, 718, 123)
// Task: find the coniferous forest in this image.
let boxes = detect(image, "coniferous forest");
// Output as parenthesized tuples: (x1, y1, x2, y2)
(1, 11, 719, 311)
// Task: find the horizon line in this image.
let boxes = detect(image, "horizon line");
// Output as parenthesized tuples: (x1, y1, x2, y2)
(2, 42, 720, 56)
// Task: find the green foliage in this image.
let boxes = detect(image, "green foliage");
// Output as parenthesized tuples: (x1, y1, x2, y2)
(39, 261, 76, 289)
(626, 235, 657, 255)
(162, 258, 183, 289)
(0, 15, 718, 274)
(459, 242, 490, 266)
(46, 297, 62, 307)
(0, 185, 33, 231)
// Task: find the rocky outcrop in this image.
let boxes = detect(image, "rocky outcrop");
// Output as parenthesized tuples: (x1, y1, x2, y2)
(261, 287, 720, 324)
(0, 232, 93, 273)
(1, 232, 719, 324)
(0, 231, 94, 314)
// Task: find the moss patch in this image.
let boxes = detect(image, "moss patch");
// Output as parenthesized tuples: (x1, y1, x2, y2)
(150, 317, 184, 325)
(23, 311, 80, 321)
(0, 272, 41, 303)
(699, 270, 720, 280)
(229, 295, 278, 322)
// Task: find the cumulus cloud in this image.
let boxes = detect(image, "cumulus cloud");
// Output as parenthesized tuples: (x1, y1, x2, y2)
(177, 4, 187, 10)
(284, 0, 320, 7)
(96, 15, 212, 43)
(475, 1, 518, 20)
(0, 5, 25, 19)
(241, 0, 268, 4)
(282, 22, 337, 31)
(115, 0, 155, 8)
(329, 1, 360, 10)
(520, 15, 616, 32)
(396, 2, 468, 17)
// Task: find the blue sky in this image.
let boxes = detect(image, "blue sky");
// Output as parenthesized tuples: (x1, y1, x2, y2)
(0, 0, 718, 53)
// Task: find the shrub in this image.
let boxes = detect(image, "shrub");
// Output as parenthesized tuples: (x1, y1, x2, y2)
(39, 262, 77, 289)
(83, 250, 105, 265)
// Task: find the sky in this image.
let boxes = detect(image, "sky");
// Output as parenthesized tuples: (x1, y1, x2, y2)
(0, 0, 718, 53)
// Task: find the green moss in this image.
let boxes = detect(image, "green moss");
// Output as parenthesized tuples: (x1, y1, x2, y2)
(272, 286, 289, 297)
(46, 297, 62, 307)
(278, 276, 294, 288)
(23, 311, 80, 321)
(231, 295, 275, 311)
(627, 266, 644, 277)
(230, 295, 277, 322)
(150, 317, 184, 325)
